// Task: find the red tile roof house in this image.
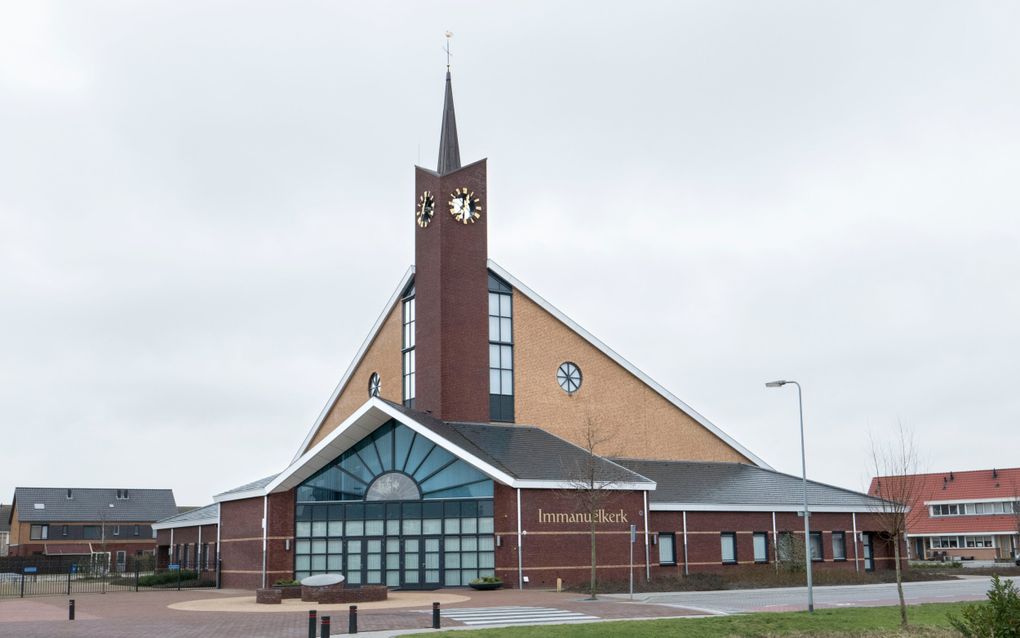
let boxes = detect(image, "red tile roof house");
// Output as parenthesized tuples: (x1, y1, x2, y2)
(868, 467, 1020, 562)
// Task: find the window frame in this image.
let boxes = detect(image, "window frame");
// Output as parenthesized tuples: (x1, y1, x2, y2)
(832, 531, 847, 561)
(401, 288, 416, 409)
(30, 524, 48, 540)
(809, 531, 824, 562)
(720, 532, 738, 565)
(487, 274, 514, 422)
(657, 532, 677, 566)
(752, 531, 769, 564)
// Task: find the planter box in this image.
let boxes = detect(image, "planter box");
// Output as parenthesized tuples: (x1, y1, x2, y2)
(469, 582, 503, 591)
(277, 585, 302, 600)
(255, 588, 282, 604)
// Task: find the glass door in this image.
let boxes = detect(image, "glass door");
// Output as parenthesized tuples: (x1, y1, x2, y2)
(401, 536, 443, 589)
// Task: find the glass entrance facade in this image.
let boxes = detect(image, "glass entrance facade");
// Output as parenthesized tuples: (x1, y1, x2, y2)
(294, 419, 496, 588)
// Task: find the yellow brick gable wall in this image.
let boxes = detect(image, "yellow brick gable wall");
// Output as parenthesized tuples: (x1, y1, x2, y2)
(513, 292, 752, 464)
(307, 303, 404, 448)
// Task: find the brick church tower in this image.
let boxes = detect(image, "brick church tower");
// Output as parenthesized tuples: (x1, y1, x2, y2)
(412, 70, 490, 423)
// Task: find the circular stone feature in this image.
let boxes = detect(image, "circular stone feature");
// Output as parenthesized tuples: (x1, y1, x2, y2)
(300, 574, 345, 587)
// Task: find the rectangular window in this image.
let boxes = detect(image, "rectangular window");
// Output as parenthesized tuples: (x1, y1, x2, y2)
(658, 533, 676, 565)
(402, 290, 416, 408)
(113, 525, 120, 536)
(832, 531, 847, 561)
(720, 532, 737, 564)
(61, 525, 68, 537)
(30, 524, 48, 540)
(133, 525, 140, 537)
(810, 531, 823, 561)
(83, 526, 101, 540)
(753, 532, 769, 563)
(488, 274, 514, 422)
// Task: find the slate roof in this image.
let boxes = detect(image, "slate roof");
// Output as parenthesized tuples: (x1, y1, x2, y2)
(613, 459, 889, 510)
(385, 402, 652, 485)
(214, 474, 279, 498)
(1, 504, 12, 532)
(153, 503, 219, 529)
(12, 488, 178, 523)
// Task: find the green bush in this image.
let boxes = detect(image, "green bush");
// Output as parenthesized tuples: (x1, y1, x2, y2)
(470, 576, 502, 585)
(948, 575, 1020, 637)
(137, 570, 198, 587)
(273, 578, 301, 586)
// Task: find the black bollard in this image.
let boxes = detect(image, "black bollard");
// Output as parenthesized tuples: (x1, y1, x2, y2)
(432, 602, 441, 629)
(320, 615, 330, 638)
(69, 599, 75, 621)
(308, 609, 317, 638)
(348, 605, 358, 634)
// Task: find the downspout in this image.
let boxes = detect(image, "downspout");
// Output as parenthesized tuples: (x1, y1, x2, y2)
(198, 525, 202, 572)
(169, 528, 174, 565)
(772, 511, 779, 571)
(261, 496, 268, 589)
(516, 488, 523, 590)
(852, 512, 860, 573)
(643, 491, 650, 581)
(682, 511, 689, 576)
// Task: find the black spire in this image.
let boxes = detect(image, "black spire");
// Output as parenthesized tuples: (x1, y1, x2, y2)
(437, 71, 461, 175)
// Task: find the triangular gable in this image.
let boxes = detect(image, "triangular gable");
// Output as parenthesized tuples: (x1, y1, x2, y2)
(290, 261, 769, 470)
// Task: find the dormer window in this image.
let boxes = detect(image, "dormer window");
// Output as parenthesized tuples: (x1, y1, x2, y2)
(66, 489, 73, 500)
(116, 489, 129, 500)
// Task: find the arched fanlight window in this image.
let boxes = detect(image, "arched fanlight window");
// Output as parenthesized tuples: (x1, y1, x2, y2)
(297, 420, 493, 502)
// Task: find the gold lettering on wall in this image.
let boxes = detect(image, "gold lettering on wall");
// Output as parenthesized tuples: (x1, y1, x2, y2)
(536, 509, 629, 524)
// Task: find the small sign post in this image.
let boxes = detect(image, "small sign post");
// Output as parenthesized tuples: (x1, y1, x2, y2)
(629, 524, 637, 600)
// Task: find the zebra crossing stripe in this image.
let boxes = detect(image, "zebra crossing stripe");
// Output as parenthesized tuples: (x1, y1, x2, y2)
(436, 606, 599, 626)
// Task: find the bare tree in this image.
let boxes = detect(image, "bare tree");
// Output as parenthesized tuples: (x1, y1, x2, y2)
(867, 423, 928, 628)
(563, 414, 622, 600)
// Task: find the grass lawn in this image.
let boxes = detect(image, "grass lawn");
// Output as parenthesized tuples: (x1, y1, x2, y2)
(434, 602, 973, 637)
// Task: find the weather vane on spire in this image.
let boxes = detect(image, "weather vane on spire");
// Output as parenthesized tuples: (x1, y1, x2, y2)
(444, 31, 453, 70)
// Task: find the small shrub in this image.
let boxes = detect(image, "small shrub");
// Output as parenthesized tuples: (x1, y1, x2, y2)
(137, 570, 198, 587)
(470, 576, 502, 585)
(948, 575, 1020, 637)
(273, 578, 300, 586)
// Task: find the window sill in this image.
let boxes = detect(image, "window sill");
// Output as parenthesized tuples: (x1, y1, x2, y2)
(659, 562, 677, 567)
(721, 561, 738, 565)
(754, 560, 769, 564)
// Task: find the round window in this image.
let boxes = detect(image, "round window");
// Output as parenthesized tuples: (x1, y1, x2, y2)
(368, 372, 381, 398)
(557, 362, 582, 394)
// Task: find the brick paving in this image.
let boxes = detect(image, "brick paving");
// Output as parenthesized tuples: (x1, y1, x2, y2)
(0, 589, 700, 637)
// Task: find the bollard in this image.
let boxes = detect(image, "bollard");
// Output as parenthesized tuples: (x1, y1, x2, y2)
(348, 605, 358, 634)
(69, 599, 75, 621)
(320, 615, 330, 638)
(432, 601, 441, 629)
(307, 609, 317, 638)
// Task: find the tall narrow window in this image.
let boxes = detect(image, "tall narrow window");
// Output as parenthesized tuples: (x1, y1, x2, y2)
(488, 273, 513, 421)
(658, 533, 676, 565)
(402, 284, 416, 408)
(720, 532, 737, 564)
(810, 531, 824, 561)
(832, 531, 847, 561)
(753, 532, 769, 563)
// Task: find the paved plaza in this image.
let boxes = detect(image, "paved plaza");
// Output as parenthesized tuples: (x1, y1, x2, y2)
(0, 577, 999, 637)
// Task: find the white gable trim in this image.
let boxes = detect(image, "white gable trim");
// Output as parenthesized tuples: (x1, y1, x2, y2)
(273, 398, 518, 494)
(487, 259, 772, 470)
(291, 266, 415, 463)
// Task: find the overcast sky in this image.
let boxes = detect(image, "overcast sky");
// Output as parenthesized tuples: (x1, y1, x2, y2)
(2, 1, 1018, 507)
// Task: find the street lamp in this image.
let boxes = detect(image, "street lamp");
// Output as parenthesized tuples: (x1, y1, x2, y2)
(766, 379, 813, 613)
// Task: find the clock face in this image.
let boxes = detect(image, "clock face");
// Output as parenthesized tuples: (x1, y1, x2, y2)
(449, 187, 482, 224)
(417, 191, 435, 228)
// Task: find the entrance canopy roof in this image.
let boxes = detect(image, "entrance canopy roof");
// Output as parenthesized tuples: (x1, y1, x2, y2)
(216, 398, 654, 503)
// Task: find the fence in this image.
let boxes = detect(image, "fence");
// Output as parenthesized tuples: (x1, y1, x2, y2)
(0, 554, 219, 598)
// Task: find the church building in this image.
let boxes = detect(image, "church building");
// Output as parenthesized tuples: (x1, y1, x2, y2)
(156, 69, 901, 590)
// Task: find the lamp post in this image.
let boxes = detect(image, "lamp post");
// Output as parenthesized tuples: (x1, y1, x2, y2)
(766, 379, 813, 613)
